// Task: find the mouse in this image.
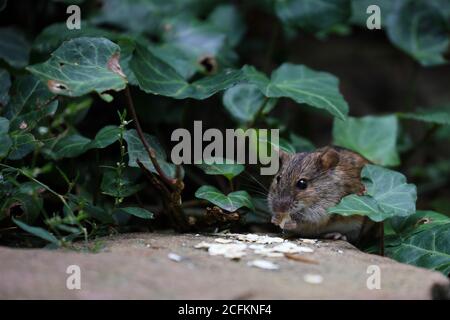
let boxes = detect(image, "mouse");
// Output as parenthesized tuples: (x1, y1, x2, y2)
(268, 146, 377, 243)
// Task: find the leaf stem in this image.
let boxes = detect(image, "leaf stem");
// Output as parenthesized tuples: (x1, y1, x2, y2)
(124, 86, 177, 187)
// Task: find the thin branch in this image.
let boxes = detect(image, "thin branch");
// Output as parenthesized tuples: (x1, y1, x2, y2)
(124, 86, 177, 187)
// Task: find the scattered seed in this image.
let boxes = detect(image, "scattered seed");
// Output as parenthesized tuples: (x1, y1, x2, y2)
(247, 259, 279, 270)
(300, 239, 317, 244)
(272, 242, 314, 253)
(168, 252, 183, 262)
(304, 274, 323, 284)
(214, 238, 233, 244)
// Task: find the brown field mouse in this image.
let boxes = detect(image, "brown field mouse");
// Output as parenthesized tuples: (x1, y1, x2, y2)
(268, 146, 377, 243)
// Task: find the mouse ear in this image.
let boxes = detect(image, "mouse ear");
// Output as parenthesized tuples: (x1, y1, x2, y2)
(319, 147, 339, 170)
(277, 149, 291, 166)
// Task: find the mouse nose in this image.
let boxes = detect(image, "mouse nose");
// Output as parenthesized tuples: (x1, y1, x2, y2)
(272, 198, 290, 213)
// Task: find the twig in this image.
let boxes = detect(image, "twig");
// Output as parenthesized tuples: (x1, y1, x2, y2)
(124, 86, 177, 187)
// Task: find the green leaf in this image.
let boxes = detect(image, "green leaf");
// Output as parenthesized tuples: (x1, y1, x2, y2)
(7, 133, 39, 160)
(328, 194, 383, 220)
(252, 129, 296, 154)
(123, 129, 178, 179)
(87, 125, 121, 149)
(329, 164, 417, 222)
(0, 68, 11, 106)
(223, 83, 272, 123)
(4, 182, 44, 224)
(386, 0, 449, 66)
(289, 133, 315, 152)
(51, 134, 92, 159)
(49, 126, 120, 159)
(160, 15, 233, 71)
(196, 159, 244, 181)
(10, 100, 58, 132)
(208, 4, 245, 47)
(245, 64, 349, 119)
(3, 75, 55, 122)
(0, 27, 30, 68)
(90, 0, 202, 34)
(384, 213, 450, 275)
(27, 37, 127, 97)
(389, 210, 450, 235)
(12, 217, 59, 244)
(398, 105, 450, 125)
(33, 23, 119, 53)
(130, 43, 244, 99)
(333, 115, 400, 166)
(0, 117, 12, 158)
(101, 168, 144, 198)
(275, 0, 351, 32)
(116, 207, 154, 219)
(195, 185, 254, 212)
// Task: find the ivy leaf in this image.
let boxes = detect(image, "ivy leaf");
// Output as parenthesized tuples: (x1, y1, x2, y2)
(364, 165, 417, 217)
(123, 129, 178, 179)
(160, 16, 232, 72)
(101, 168, 144, 198)
(328, 194, 383, 220)
(398, 105, 450, 125)
(386, 0, 449, 66)
(12, 217, 59, 244)
(384, 212, 450, 275)
(223, 84, 275, 123)
(275, 0, 351, 32)
(49, 126, 120, 159)
(0, 117, 12, 158)
(252, 129, 296, 154)
(33, 22, 119, 53)
(130, 43, 244, 99)
(115, 207, 154, 219)
(196, 159, 245, 181)
(51, 134, 91, 159)
(195, 185, 254, 212)
(333, 115, 400, 166)
(4, 75, 56, 122)
(389, 210, 450, 235)
(27, 37, 127, 97)
(7, 133, 39, 160)
(89, 0, 199, 34)
(0, 27, 30, 68)
(0, 68, 11, 106)
(289, 133, 315, 152)
(245, 64, 349, 119)
(86, 125, 121, 149)
(329, 165, 417, 222)
(3, 182, 44, 224)
(10, 100, 58, 132)
(208, 4, 245, 47)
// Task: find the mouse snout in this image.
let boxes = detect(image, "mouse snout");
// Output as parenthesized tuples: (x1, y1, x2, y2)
(271, 198, 291, 214)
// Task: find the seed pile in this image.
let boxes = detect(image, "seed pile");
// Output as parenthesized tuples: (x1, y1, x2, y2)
(194, 233, 321, 272)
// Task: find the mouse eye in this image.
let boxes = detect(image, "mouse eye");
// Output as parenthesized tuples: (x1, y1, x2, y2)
(276, 175, 281, 183)
(296, 179, 308, 190)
